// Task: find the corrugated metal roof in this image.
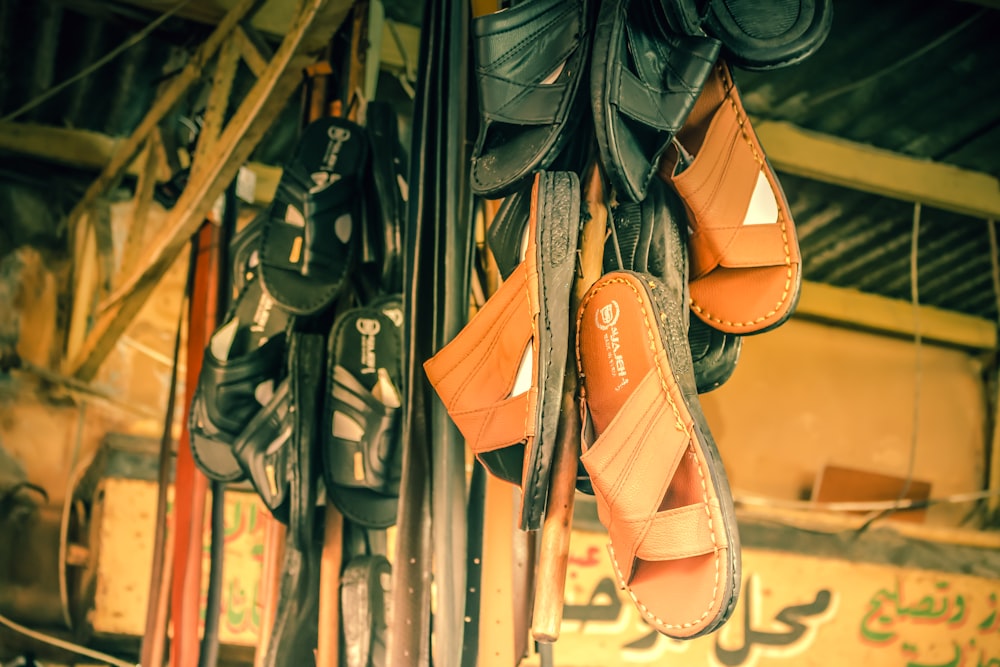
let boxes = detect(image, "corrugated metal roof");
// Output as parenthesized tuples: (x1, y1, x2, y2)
(734, 0, 1000, 322)
(1, 0, 998, 323)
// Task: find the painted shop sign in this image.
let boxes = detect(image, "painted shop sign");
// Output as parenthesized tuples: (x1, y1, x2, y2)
(93, 478, 265, 645)
(95, 479, 1000, 664)
(524, 530, 1000, 667)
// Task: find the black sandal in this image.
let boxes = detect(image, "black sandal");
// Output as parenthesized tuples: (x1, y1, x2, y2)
(470, 0, 593, 198)
(591, 0, 720, 202)
(705, 0, 833, 70)
(259, 116, 367, 315)
(189, 275, 290, 482)
(321, 306, 403, 529)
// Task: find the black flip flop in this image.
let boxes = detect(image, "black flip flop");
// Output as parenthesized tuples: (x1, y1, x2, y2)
(259, 117, 367, 315)
(704, 0, 833, 70)
(189, 275, 290, 482)
(322, 306, 403, 529)
(470, 0, 593, 198)
(591, 0, 720, 202)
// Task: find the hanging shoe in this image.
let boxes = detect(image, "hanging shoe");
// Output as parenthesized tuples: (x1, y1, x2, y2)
(424, 171, 580, 530)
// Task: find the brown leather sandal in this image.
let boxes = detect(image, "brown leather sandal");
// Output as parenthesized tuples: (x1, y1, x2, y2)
(423, 171, 581, 530)
(576, 269, 740, 639)
(659, 59, 801, 335)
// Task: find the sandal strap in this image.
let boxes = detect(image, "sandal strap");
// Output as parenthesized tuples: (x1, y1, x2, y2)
(264, 164, 359, 283)
(324, 365, 400, 494)
(423, 260, 537, 453)
(233, 378, 292, 513)
(473, 0, 582, 126)
(581, 366, 711, 582)
(616, 24, 719, 132)
(198, 332, 286, 435)
(635, 501, 729, 562)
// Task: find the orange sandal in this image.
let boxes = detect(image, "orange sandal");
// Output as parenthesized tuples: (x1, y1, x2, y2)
(576, 269, 740, 639)
(659, 59, 801, 335)
(424, 171, 581, 530)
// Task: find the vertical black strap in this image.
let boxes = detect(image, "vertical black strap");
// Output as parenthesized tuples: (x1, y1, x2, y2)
(460, 461, 486, 667)
(199, 181, 239, 667)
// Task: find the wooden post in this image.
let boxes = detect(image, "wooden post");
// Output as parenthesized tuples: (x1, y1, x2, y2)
(532, 161, 607, 643)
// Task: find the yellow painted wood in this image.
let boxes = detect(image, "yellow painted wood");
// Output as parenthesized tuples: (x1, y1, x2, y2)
(756, 119, 1000, 219)
(233, 25, 269, 77)
(0, 121, 121, 172)
(518, 530, 1000, 666)
(795, 280, 997, 351)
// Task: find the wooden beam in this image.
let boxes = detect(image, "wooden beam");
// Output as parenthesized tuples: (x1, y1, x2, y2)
(66, 0, 351, 380)
(0, 120, 281, 205)
(233, 25, 269, 77)
(794, 280, 998, 351)
(189, 31, 242, 171)
(121, 131, 167, 282)
(756, 119, 1000, 220)
(0, 121, 123, 172)
(63, 0, 258, 235)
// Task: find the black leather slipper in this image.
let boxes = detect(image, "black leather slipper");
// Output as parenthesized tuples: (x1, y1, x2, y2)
(259, 116, 367, 315)
(189, 275, 290, 482)
(591, 0, 721, 202)
(232, 377, 292, 523)
(704, 0, 833, 70)
(322, 306, 403, 529)
(470, 0, 593, 199)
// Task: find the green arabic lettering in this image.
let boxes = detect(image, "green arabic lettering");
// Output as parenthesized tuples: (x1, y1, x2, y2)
(948, 595, 966, 626)
(861, 582, 900, 643)
(225, 502, 244, 541)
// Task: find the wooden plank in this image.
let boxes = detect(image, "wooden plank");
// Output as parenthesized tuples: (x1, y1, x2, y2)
(64, 210, 99, 366)
(0, 119, 280, 206)
(756, 119, 1000, 220)
(233, 25, 269, 77)
(0, 121, 121, 172)
(794, 279, 997, 351)
(189, 31, 243, 172)
(121, 131, 166, 282)
(63, 0, 257, 234)
(66, 0, 352, 380)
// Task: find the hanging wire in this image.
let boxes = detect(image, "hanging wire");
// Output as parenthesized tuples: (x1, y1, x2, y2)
(735, 488, 999, 514)
(853, 203, 924, 532)
(807, 10, 986, 107)
(0, 0, 195, 123)
(0, 611, 136, 667)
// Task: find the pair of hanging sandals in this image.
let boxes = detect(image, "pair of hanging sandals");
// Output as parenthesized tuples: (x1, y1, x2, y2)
(427, 0, 828, 641)
(188, 114, 406, 531)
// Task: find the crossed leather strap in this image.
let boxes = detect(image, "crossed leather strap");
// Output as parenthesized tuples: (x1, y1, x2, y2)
(424, 258, 538, 479)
